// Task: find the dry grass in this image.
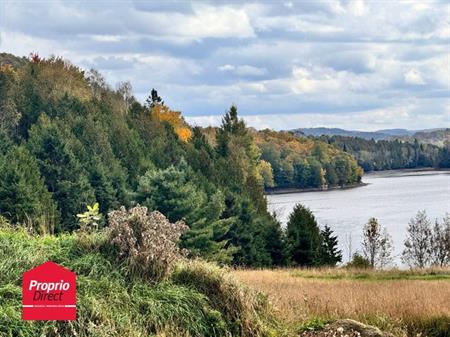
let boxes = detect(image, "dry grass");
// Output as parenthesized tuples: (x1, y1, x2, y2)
(233, 268, 450, 328)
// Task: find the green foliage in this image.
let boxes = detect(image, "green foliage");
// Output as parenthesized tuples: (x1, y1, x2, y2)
(27, 115, 96, 230)
(172, 260, 276, 337)
(286, 204, 322, 266)
(346, 253, 372, 269)
(317, 225, 342, 266)
(0, 65, 20, 137)
(256, 130, 362, 189)
(324, 135, 450, 171)
(77, 202, 102, 232)
(297, 318, 330, 332)
(405, 316, 450, 337)
(137, 161, 205, 224)
(0, 145, 58, 232)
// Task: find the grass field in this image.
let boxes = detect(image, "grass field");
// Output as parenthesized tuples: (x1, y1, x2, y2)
(234, 267, 450, 336)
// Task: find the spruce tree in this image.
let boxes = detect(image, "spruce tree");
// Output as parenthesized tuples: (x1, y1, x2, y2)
(318, 225, 342, 266)
(286, 204, 322, 266)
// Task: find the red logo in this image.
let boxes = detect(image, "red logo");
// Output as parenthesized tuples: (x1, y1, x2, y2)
(22, 261, 76, 320)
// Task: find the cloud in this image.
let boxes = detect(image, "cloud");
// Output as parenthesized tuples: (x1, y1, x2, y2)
(218, 64, 267, 77)
(0, 0, 448, 130)
(404, 69, 426, 85)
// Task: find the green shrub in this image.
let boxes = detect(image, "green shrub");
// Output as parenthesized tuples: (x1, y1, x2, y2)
(346, 253, 372, 269)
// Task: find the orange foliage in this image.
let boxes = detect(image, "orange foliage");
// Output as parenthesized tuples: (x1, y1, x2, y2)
(152, 104, 192, 142)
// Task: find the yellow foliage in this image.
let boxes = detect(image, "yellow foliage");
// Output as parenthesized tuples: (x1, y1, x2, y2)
(152, 104, 192, 142)
(176, 127, 192, 142)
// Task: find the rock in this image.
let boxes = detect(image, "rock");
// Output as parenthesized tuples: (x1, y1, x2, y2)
(300, 319, 394, 337)
(331, 319, 393, 337)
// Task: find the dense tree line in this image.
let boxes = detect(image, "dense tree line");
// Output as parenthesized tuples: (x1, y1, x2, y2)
(255, 130, 363, 189)
(321, 135, 450, 171)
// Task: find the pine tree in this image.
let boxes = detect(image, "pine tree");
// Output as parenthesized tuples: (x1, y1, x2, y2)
(286, 204, 321, 266)
(136, 160, 205, 224)
(146, 88, 163, 108)
(216, 105, 246, 156)
(180, 190, 236, 264)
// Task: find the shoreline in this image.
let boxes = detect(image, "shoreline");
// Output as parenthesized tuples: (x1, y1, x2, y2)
(265, 167, 450, 195)
(364, 167, 450, 175)
(265, 182, 368, 195)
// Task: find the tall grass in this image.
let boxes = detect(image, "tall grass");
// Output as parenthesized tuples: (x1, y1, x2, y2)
(0, 227, 274, 337)
(234, 268, 450, 336)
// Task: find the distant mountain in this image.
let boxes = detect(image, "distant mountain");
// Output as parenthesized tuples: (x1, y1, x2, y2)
(376, 129, 415, 137)
(405, 128, 450, 147)
(292, 127, 448, 142)
(291, 127, 405, 140)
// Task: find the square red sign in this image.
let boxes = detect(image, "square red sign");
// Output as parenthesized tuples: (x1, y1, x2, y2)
(22, 261, 76, 320)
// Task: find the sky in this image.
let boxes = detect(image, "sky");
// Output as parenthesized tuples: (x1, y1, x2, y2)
(0, 0, 449, 131)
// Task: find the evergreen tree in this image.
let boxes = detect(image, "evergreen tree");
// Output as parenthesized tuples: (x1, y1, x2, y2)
(136, 160, 205, 224)
(180, 190, 236, 264)
(0, 146, 58, 231)
(318, 225, 342, 266)
(216, 105, 246, 157)
(286, 204, 322, 266)
(146, 88, 163, 108)
(27, 116, 95, 230)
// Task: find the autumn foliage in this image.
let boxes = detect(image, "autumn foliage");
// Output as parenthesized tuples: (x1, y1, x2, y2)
(152, 103, 192, 142)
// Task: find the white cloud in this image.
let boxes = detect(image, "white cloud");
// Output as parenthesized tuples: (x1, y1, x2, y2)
(218, 64, 267, 76)
(404, 68, 426, 85)
(187, 103, 449, 132)
(90, 35, 123, 42)
(346, 0, 368, 17)
(254, 16, 343, 34)
(134, 4, 255, 41)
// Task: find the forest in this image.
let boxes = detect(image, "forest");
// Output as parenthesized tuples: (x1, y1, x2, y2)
(0, 54, 349, 268)
(255, 130, 363, 189)
(320, 135, 450, 171)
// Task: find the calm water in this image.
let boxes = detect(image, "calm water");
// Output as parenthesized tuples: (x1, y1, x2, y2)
(267, 170, 450, 264)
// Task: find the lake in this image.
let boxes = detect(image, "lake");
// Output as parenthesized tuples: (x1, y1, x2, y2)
(267, 170, 450, 265)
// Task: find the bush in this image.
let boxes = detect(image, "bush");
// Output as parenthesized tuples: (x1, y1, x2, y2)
(108, 205, 188, 282)
(346, 253, 372, 269)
